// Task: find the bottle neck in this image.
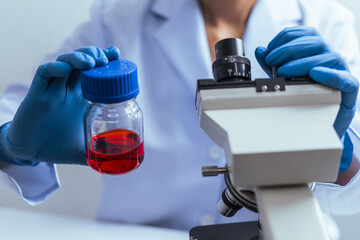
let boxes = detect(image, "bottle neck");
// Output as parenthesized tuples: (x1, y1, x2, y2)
(89, 98, 136, 107)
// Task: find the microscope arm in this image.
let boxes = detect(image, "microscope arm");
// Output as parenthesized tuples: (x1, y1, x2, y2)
(255, 185, 330, 240)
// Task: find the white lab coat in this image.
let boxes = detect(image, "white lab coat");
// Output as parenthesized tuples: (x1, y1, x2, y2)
(1, 0, 360, 232)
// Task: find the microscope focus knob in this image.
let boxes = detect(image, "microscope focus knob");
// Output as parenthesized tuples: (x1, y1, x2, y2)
(202, 166, 228, 177)
(217, 188, 243, 217)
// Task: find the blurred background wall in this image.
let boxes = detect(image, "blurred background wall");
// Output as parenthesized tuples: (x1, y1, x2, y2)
(0, 0, 359, 238)
(0, 0, 101, 219)
(0, 0, 96, 91)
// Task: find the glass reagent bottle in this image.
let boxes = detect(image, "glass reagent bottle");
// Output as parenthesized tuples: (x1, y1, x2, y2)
(81, 59, 144, 175)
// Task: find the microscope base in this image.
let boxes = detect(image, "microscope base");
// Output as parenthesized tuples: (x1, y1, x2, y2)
(189, 221, 260, 240)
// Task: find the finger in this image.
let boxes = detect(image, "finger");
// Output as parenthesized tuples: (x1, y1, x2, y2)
(75, 46, 108, 67)
(103, 46, 120, 60)
(30, 61, 73, 95)
(54, 52, 96, 95)
(333, 103, 356, 138)
(338, 132, 353, 172)
(57, 52, 96, 69)
(266, 36, 329, 66)
(268, 26, 319, 51)
(310, 67, 358, 137)
(68, 46, 120, 96)
(277, 53, 348, 78)
(309, 67, 359, 109)
(255, 46, 273, 77)
(66, 69, 83, 97)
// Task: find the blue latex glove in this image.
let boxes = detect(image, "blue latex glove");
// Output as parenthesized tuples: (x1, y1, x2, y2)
(0, 46, 120, 165)
(255, 26, 359, 172)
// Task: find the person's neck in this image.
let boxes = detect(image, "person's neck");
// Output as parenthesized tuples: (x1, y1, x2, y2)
(200, 0, 257, 30)
(200, 0, 258, 61)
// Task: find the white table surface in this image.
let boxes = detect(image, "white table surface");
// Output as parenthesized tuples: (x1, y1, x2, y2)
(0, 207, 189, 240)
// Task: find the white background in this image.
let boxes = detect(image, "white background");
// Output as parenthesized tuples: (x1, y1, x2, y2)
(0, 0, 360, 239)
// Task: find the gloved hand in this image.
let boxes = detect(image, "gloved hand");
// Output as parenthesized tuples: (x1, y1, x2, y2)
(0, 46, 120, 165)
(255, 26, 359, 172)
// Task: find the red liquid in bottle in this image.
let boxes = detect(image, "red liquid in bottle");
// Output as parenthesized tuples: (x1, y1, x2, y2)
(86, 129, 144, 174)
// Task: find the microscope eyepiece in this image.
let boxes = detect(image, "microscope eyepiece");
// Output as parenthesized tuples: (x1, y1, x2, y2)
(215, 38, 245, 59)
(212, 38, 251, 82)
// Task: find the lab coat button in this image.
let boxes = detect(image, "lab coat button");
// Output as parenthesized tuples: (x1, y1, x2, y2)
(199, 213, 215, 225)
(208, 145, 221, 160)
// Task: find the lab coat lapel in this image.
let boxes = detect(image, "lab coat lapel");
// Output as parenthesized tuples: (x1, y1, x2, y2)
(152, 0, 212, 93)
(243, 0, 304, 78)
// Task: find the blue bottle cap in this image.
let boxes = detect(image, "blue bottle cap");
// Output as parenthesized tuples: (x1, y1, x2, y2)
(81, 59, 139, 104)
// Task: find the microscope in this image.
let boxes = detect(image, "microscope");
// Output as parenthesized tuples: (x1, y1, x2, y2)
(190, 38, 342, 240)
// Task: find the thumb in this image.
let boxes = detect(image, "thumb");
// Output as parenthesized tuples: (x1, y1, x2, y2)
(29, 62, 73, 97)
(255, 46, 273, 77)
